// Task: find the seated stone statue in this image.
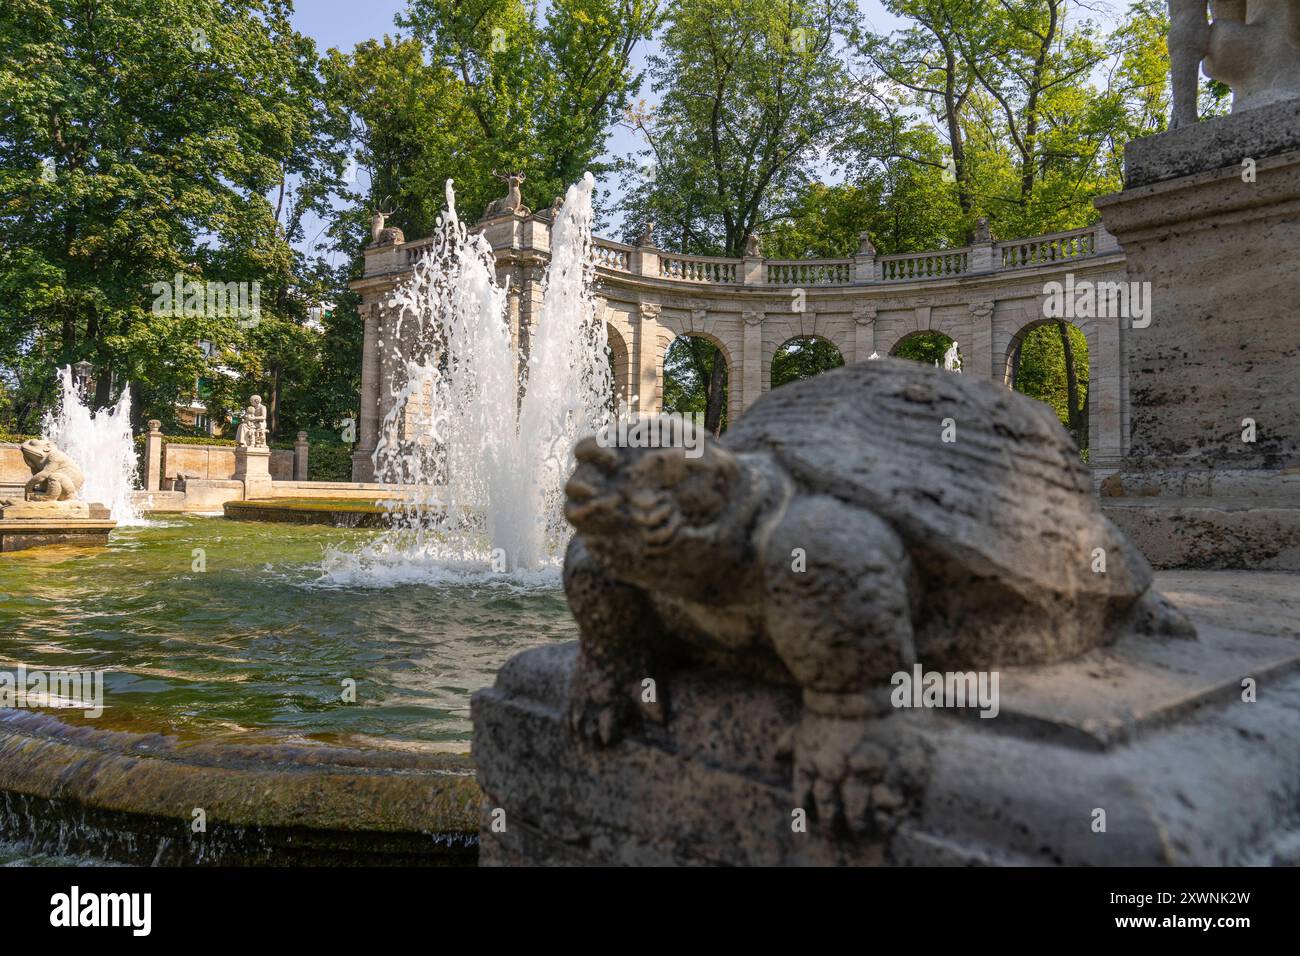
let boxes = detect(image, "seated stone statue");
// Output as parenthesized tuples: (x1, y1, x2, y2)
(236, 395, 267, 449)
(19, 438, 85, 501)
(562, 358, 1193, 833)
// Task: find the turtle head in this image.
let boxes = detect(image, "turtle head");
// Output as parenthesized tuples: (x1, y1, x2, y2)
(565, 433, 758, 592)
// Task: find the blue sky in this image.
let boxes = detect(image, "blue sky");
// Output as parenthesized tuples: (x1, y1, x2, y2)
(287, 1, 909, 254)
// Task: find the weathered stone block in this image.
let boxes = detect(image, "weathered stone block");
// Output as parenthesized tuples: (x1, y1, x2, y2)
(473, 572, 1300, 866)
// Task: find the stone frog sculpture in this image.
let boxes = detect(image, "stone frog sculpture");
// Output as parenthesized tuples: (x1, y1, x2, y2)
(562, 358, 1194, 832)
(19, 438, 85, 501)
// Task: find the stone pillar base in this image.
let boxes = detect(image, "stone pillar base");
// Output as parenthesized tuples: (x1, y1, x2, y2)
(350, 447, 376, 483)
(1094, 104, 1300, 569)
(233, 446, 273, 500)
(472, 580, 1300, 867)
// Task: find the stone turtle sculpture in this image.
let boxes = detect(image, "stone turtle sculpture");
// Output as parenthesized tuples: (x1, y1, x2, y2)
(563, 358, 1193, 832)
(19, 438, 85, 501)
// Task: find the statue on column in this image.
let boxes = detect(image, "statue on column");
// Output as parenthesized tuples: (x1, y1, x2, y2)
(1168, 0, 1300, 127)
(236, 395, 268, 449)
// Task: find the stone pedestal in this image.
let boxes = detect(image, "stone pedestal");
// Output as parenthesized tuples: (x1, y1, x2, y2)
(293, 431, 309, 481)
(1095, 101, 1300, 568)
(472, 572, 1300, 866)
(143, 420, 163, 492)
(0, 500, 115, 551)
(233, 446, 273, 500)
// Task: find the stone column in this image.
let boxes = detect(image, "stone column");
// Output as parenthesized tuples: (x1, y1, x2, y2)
(742, 310, 764, 410)
(351, 301, 381, 482)
(853, 232, 877, 283)
(853, 306, 877, 362)
(1094, 101, 1300, 569)
(969, 217, 996, 273)
(635, 302, 663, 416)
(967, 300, 995, 380)
(742, 255, 764, 286)
(633, 243, 660, 278)
(144, 419, 163, 491)
(294, 431, 309, 481)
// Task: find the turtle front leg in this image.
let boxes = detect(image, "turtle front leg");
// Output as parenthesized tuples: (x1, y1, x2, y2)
(763, 496, 918, 836)
(564, 534, 665, 747)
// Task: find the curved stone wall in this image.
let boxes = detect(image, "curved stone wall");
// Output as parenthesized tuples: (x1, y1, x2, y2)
(350, 215, 1130, 481)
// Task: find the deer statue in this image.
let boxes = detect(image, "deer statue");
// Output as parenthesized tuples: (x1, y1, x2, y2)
(370, 196, 405, 246)
(482, 171, 531, 219)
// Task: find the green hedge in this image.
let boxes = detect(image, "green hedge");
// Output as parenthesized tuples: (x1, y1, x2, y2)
(0, 431, 39, 444)
(163, 435, 239, 447)
(308, 442, 353, 482)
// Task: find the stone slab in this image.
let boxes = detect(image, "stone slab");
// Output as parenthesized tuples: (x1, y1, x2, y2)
(0, 500, 89, 519)
(472, 571, 1300, 866)
(0, 519, 116, 552)
(1103, 498, 1300, 570)
(1125, 98, 1300, 187)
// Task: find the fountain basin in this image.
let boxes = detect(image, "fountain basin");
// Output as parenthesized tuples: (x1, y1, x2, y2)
(0, 710, 478, 865)
(223, 497, 399, 528)
(0, 514, 577, 863)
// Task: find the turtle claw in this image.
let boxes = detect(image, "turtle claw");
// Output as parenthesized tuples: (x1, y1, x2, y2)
(567, 670, 640, 749)
(792, 712, 894, 836)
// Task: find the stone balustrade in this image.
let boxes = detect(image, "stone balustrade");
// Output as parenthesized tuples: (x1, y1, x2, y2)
(350, 214, 1130, 485)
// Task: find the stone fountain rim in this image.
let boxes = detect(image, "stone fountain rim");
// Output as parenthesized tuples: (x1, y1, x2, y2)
(0, 709, 479, 862)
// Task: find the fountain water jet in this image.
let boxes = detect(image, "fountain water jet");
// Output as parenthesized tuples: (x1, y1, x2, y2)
(324, 174, 611, 583)
(42, 366, 142, 524)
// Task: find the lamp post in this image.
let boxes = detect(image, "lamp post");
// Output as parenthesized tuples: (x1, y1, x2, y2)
(72, 359, 93, 388)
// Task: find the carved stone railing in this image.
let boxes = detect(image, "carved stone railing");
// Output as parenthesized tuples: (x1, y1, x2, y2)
(363, 222, 1117, 288)
(766, 259, 854, 286)
(877, 248, 970, 282)
(658, 253, 739, 284)
(593, 239, 633, 272)
(997, 228, 1098, 269)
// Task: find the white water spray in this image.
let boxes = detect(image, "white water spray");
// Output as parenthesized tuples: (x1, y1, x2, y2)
(324, 173, 611, 583)
(42, 366, 143, 523)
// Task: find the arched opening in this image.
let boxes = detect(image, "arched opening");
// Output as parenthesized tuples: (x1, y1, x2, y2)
(663, 333, 730, 435)
(606, 323, 632, 413)
(891, 331, 963, 370)
(1006, 320, 1090, 457)
(771, 336, 844, 389)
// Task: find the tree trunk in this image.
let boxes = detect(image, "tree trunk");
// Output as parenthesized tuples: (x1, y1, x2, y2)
(704, 346, 726, 435)
(1056, 321, 1082, 448)
(268, 367, 281, 439)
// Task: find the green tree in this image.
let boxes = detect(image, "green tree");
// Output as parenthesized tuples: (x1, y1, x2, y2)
(770, 337, 844, 389)
(0, 0, 349, 437)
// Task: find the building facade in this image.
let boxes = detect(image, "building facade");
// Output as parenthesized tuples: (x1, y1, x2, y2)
(350, 211, 1130, 482)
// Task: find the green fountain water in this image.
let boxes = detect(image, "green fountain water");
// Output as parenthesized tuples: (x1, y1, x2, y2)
(0, 515, 576, 749)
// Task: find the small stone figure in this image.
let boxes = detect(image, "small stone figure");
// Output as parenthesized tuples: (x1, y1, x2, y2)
(636, 220, 655, 247)
(483, 171, 531, 219)
(743, 232, 762, 257)
(370, 198, 405, 246)
(1168, 0, 1300, 126)
(236, 395, 268, 449)
(562, 358, 1193, 831)
(973, 216, 991, 242)
(856, 231, 875, 256)
(18, 438, 85, 501)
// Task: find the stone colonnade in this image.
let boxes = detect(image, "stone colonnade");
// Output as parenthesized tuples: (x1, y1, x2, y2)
(350, 215, 1130, 481)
